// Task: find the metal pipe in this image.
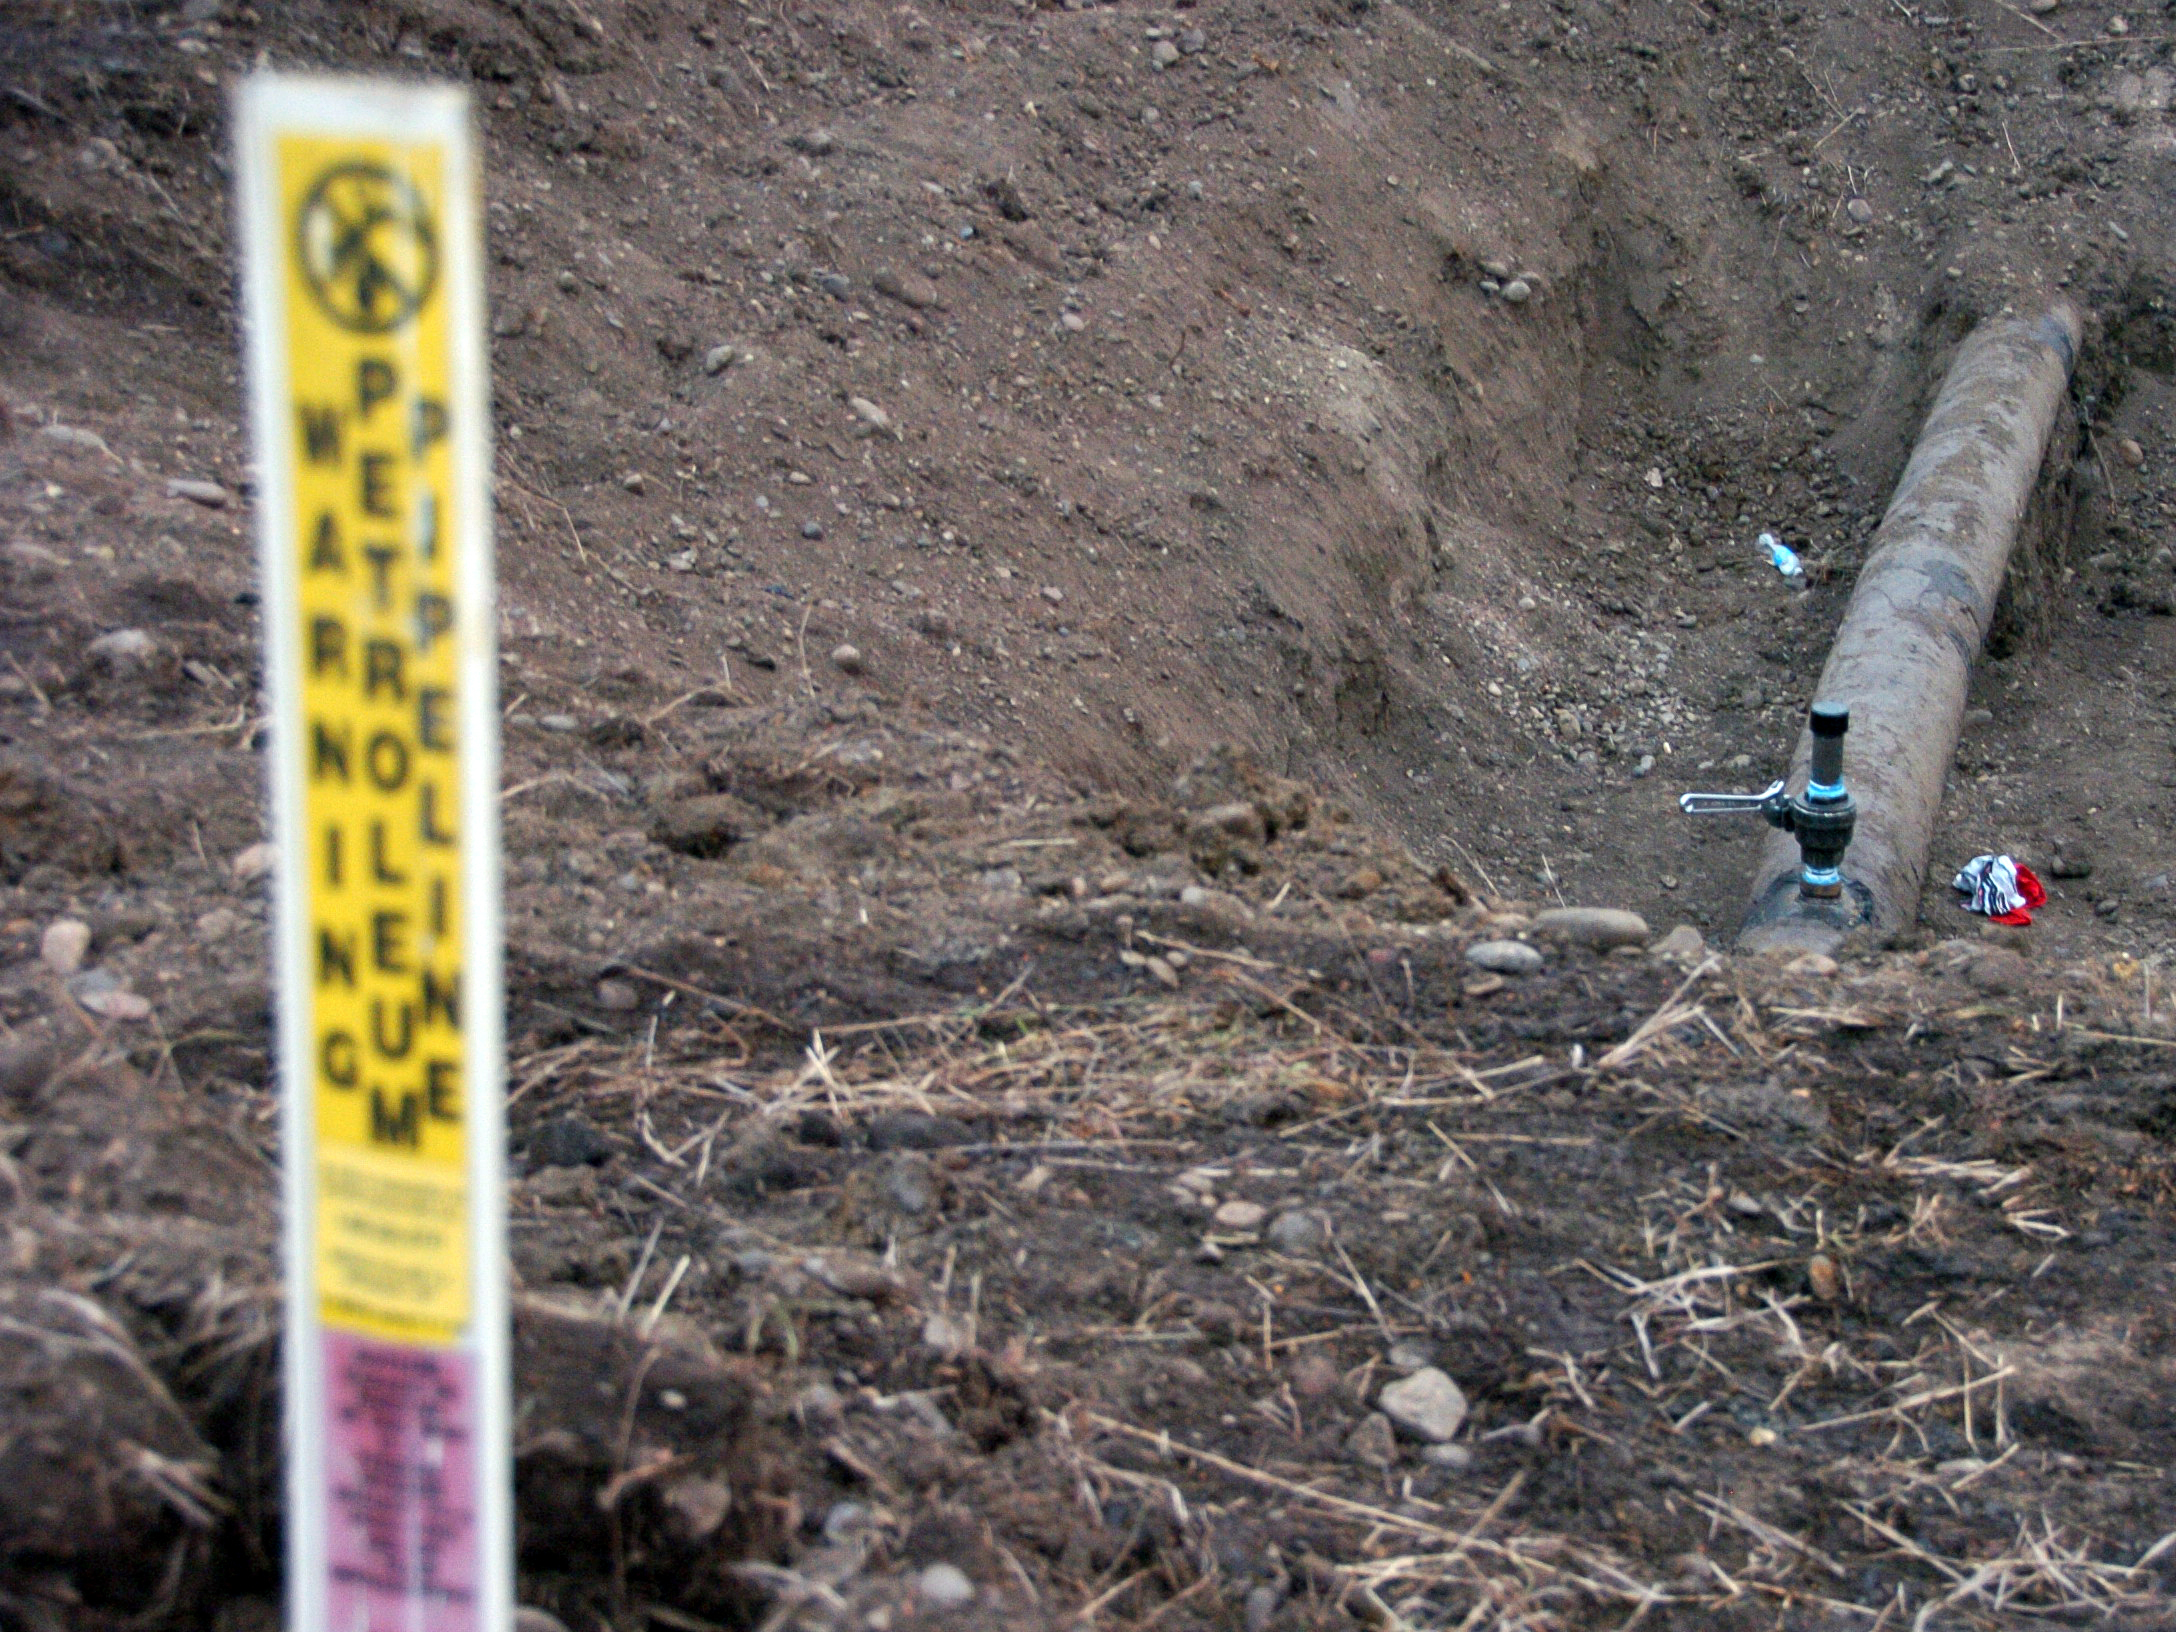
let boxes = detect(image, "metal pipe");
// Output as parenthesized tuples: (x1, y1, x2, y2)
(1739, 301, 2082, 954)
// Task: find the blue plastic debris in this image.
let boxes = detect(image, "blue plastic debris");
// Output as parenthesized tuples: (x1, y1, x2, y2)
(1760, 532, 1805, 580)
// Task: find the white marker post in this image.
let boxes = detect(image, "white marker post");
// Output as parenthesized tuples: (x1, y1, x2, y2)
(236, 76, 508, 1632)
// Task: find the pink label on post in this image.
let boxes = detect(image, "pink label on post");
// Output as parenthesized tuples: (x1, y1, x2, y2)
(324, 1331, 480, 1632)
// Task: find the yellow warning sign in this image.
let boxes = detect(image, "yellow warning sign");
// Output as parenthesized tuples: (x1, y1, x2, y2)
(279, 134, 469, 1340)
(241, 75, 509, 1632)
(257, 123, 484, 1343)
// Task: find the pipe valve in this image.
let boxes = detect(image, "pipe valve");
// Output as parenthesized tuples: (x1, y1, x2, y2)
(1678, 704, 1857, 900)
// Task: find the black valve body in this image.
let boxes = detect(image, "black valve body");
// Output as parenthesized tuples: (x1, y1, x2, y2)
(1788, 704, 1854, 898)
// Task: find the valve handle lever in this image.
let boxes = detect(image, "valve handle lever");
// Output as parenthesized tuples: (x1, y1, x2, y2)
(1677, 780, 1787, 817)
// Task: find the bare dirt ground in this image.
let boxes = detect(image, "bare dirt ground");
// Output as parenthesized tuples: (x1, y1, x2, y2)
(3, 0, 2176, 1627)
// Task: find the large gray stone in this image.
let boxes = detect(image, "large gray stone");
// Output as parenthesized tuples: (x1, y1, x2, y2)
(1377, 1367, 1469, 1443)
(918, 1564, 976, 1608)
(1465, 939, 1543, 976)
(1266, 1210, 1326, 1252)
(1534, 907, 1651, 950)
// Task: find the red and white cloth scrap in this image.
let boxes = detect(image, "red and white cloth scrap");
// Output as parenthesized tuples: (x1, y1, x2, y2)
(1953, 853, 2047, 926)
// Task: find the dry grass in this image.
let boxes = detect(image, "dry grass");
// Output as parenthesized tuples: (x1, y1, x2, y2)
(489, 968, 2176, 1632)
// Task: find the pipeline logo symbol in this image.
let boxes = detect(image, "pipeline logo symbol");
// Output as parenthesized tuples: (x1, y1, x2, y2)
(294, 161, 439, 334)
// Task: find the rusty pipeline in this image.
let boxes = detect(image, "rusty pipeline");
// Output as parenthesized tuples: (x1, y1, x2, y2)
(1691, 302, 2083, 955)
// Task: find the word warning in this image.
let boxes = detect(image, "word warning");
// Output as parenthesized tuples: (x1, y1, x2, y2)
(238, 75, 508, 1632)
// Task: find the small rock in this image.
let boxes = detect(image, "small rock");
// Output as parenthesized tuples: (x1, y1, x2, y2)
(1650, 924, 1706, 962)
(1808, 1252, 1842, 1303)
(1465, 939, 1542, 976)
(1151, 39, 1181, 67)
(1479, 257, 1513, 280)
(1422, 1442, 1474, 1470)
(2108, 13, 2128, 32)
(1060, 310, 1087, 332)
(79, 988, 151, 1021)
(1535, 907, 1651, 950)
(1845, 197, 1875, 224)
(2117, 437, 2145, 468)
(1213, 1199, 1267, 1230)
(1377, 1367, 1469, 1443)
(1785, 953, 1838, 977)
(918, 1565, 976, 1610)
(790, 128, 837, 156)
(1040, 584, 1066, 604)
(620, 471, 647, 493)
(661, 1475, 735, 1543)
(166, 477, 228, 507)
(2049, 843, 2093, 880)
(816, 271, 851, 301)
(703, 343, 738, 374)
(87, 627, 158, 667)
(1386, 1338, 1436, 1372)
(231, 841, 277, 883)
(1346, 1411, 1398, 1469)
(1499, 278, 1532, 305)
(2028, 0, 2059, 11)
(537, 714, 579, 732)
(801, 521, 826, 540)
(596, 977, 641, 1012)
(1266, 1210, 1326, 1252)
(847, 396, 896, 438)
(40, 918, 91, 976)
(1180, 27, 1208, 53)
(872, 269, 940, 310)
(1243, 1583, 1283, 1632)
(43, 423, 113, 456)
(196, 906, 240, 941)
(831, 643, 863, 674)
